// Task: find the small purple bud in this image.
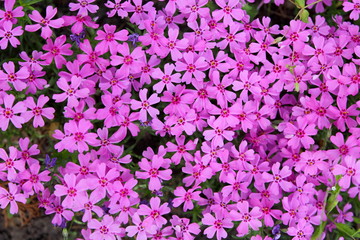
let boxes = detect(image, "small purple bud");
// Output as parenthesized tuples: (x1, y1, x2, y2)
(128, 33, 140, 47)
(272, 224, 281, 235)
(70, 29, 86, 46)
(45, 154, 57, 169)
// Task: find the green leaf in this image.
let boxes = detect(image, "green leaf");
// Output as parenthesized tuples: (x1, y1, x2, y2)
(352, 229, 360, 238)
(295, 0, 305, 8)
(335, 223, 356, 238)
(312, 221, 327, 240)
(300, 9, 309, 23)
(326, 182, 341, 213)
(242, 4, 257, 20)
(353, 217, 360, 224)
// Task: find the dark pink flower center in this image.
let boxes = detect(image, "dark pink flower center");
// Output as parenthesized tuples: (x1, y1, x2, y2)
(3, 108, 13, 118)
(295, 129, 305, 138)
(100, 226, 109, 234)
(149, 168, 159, 177)
(74, 132, 84, 141)
(33, 107, 42, 116)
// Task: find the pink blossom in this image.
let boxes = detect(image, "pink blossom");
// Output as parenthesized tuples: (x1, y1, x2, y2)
(0, 183, 26, 214)
(25, 6, 64, 39)
(0, 21, 23, 49)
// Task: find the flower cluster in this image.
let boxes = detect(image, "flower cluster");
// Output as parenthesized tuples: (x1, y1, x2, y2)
(0, 0, 360, 240)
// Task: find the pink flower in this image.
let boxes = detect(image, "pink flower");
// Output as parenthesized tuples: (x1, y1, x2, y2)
(19, 162, 50, 194)
(54, 174, 89, 208)
(25, 6, 64, 39)
(53, 76, 90, 108)
(135, 156, 172, 191)
(0, 183, 26, 214)
(343, 0, 360, 20)
(41, 35, 73, 68)
(333, 156, 360, 189)
(22, 95, 54, 128)
(88, 215, 122, 240)
(213, 0, 244, 26)
(287, 219, 314, 240)
(172, 186, 202, 211)
(0, 0, 24, 25)
(0, 94, 26, 130)
(230, 201, 262, 237)
(69, 0, 99, 15)
(262, 162, 294, 195)
(137, 197, 170, 228)
(110, 43, 144, 77)
(95, 24, 128, 55)
(130, 88, 160, 122)
(0, 146, 25, 181)
(0, 61, 29, 91)
(0, 21, 23, 49)
(202, 212, 233, 240)
(126, 213, 157, 240)
(175, 52, 208, 84)
(283, 117, 317, 150)
(203, 116, 234, 147)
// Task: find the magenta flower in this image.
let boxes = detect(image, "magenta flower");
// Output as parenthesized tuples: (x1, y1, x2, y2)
(0, 0, 24, 25)
(333, 156, 360, 189)
(203, 116, 234, 147)
(0, 146, 25, 181)
(175, 52, 208, 84)
(88, 215, 122, 240)
(170, 215, 200, 240)
(262, 162, 294, 195)
(172, 186, 202, 211)
(54, 174, 88, 208)
(126, 213, 157, 240)
(73, 192, 104, 223)
(53, 76, 90, 108)
(0, 94, 26, 131)
(45, 197, 74, 226)
(110, 43, 144, 77)
(287, 219, 314, 240)
(77, 39, 110, 70)
(212, 0, 244, 26)
(0, 183, 26, 214)
(69, 0, 99, 15)
(22, 95, 55, 128)
(135, 156, 172, 191)
(19, 162, 50, 194)
(202, 212, 233, 240)
(230, 201, 262, 237)
(283, 117, 317, 150)
(130, 88, 160, 122)
(95, 24, 128, 55)
(25, 6, 64, 39)
(62, 14, 99, 34)
(0, 61, 29, 91)
(55, 119, 99, 153)
(152, 63, 181, 93)
(343, 0, 360, 20)
(137, 197, 170, 228)
(0, 21, 23, 49)
(41, 35, 73, 68)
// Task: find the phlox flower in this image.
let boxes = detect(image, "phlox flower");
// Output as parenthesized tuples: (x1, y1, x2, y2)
(172, 186, 202, 211)
(281, 197, 306, 226)
(94, 128, 122, 155)
(343, 0, 360, 20)
(217, 22, 246, 52)
(72, 191, 104, 223)
(24, 69, 47, 94)
(17, 137, 40, 165)
(161, 84, 195, 116)
(165, 109, 197, 136)
(327, 132, 360, 160)
(0, 146, 25, 181)
(283, 117, 317, 150)
(22, 95, 55, 128)
(55, 119, 99, 153)
(213, 0, 244, 26)
(18, 162, 50, 194)
(250, 199, 282, 227)
(333, 156, 360, 189)
(25, 6, 64, 39)
(126, 213, 157, 240)
(124, 0, 156, 29)
(170, 215, 200, 240)
(152, 63, 181, 93)
(207, 72, 236, 107)
(88, 215, 122, 240)
(105, 0, 129, 18)
(287, 219, 314, 240)
(137, 197, 170, 228)
(54, 173, 89, 208)
(108, 178, 138, 208)
(0, 21, 23, 49)
(328, 97, 359, 132)
(90, 162, 120, 199)
(0, 0, 24, 25)
(178, 0, 210, 23)
(262, 162, 294, 195)
(166, 135, 197, 164)
(41, 35, 73, 68)
(62, 14, 99, 34)
(110, 43, 144, 77)
(0, 183, 26, 214)
(138, 20, 167, 56)
(69, 0, 99, 15)
(295, 151, 329, 176)
(0, 94, 26, 130)
(334, 203, 353, 223)
(0, 61, 29, 91)
(202, 212, 233, 240)
(136, 156, 172, 191)
(230, 201, 262, 237)
(131, 88, 160, 122)
(45, 196, 74, 226)
(175, 52, 208, 84)
(182, 160, 213, 187)
(95, 24, 128, 55)
(19, 50, 45, 71)
(203, 116, 234, 147)
(64, 100, 97, 122)
(77, 39, 110, 70)
(53, 76, 90, 108)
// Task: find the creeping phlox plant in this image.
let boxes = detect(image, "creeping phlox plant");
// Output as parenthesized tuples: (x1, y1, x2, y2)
(0, 0, 360, 239)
